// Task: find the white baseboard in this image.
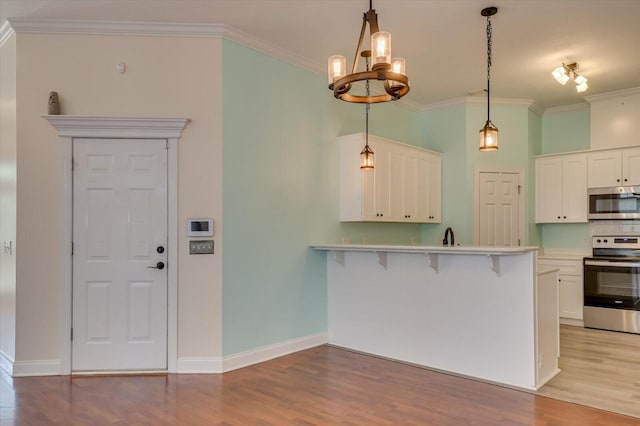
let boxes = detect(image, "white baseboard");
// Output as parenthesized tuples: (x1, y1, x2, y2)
(0, 349, 14, 376)
(223, 332, 328, 373)
(176, 356, 223, 374)
(4, 333, 328, 376)
(560, 318, 584, 327)
(12, 359, 61, 377)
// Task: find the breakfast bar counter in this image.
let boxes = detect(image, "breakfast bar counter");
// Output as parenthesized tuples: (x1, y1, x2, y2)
(312, 244, 559, 391)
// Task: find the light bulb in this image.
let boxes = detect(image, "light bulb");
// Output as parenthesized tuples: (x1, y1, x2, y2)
(327, 55, 346, 85)
(371, 31, 391, 68)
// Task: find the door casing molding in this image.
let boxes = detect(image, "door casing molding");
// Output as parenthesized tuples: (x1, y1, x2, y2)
(43, 115, 189, 375)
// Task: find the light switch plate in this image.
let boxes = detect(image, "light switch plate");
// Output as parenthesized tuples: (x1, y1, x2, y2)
(189, 240, 214, 254)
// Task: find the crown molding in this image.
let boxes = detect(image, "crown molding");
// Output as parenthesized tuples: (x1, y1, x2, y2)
(7, 18, 225, 37)
(584, 86, 640, 104)
(5, 18, 324, 77)
(0, 20, 15, 47)
(221, 25, 322, 75)
(421, 96, 534, 113)
(543, 102, 590, 116)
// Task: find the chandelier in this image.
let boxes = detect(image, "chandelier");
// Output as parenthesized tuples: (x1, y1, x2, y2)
(479, 6, 499, 152)
(327, 0, 409, 104)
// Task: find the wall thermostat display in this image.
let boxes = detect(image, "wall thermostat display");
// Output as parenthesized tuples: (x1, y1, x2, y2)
(186, 218, 214, 237)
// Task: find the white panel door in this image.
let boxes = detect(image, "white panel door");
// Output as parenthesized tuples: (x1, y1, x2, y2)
(73, 138, 168, 372)
(479, 172, 520, 246)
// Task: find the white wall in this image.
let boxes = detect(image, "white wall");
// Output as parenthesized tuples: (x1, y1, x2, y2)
(13, 33, 223, 364)
(0, 31, 17, 369)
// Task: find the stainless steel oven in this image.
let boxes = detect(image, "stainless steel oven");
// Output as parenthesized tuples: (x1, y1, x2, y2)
(588, 186, 640, 220)
(584, 236, 640, 333)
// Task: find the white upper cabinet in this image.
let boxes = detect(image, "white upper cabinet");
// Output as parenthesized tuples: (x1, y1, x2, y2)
(622, 147, 640, 186)
(535, 153, 588, 223)
(588, 146, 640, 188)
(338, 133, 442, 223)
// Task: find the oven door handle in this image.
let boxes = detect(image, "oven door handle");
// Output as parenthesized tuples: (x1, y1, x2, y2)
(584, 260, 640, 267)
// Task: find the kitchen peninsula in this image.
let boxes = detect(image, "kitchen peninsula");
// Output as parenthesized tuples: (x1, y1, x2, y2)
(312, 244, 559, 390)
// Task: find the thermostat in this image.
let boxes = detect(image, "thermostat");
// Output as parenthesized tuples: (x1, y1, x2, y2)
(186, 218, 214, 237)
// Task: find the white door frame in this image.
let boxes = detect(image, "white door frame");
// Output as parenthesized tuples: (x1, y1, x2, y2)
(44, 116, 189, 375)
(473, 167, 526, 246)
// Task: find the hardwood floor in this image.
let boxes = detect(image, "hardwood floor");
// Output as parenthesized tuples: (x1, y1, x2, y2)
(537, 324, 640, 419)
(1, 344, 638, 425)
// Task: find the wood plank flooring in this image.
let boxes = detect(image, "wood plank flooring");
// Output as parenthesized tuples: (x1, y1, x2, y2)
(1, 343, 638, 425)
(537, 324, 640, 419)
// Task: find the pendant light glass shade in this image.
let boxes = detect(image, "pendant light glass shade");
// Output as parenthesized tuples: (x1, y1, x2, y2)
(328, 55, 347, 84)
(360, 144, 374, 169)
(479, 121, 499, 151)
(552, 66, 570, 85)
(371, 31, 391, 69)
(389, 58, 406, 88)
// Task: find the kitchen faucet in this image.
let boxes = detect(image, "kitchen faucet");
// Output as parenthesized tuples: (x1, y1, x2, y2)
(443, 227, 455, 246)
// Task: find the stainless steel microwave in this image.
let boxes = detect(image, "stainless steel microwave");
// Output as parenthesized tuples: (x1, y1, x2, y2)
(588, 186, 640, 219)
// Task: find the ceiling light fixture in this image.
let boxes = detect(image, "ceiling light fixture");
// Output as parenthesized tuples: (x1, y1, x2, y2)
(552, 62, 589, 93)
(479, 6, 499, 152)
(327, 0, 410, 104)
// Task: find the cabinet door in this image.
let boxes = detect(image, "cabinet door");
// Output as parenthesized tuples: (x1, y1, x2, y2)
(558, 274, 583, 320)
(535, 157, 563, 222)
(372, 141, 392, 221)
(388, 150, 404, 221)
(622, 147, 640, 186)
(588, 150, 622, 188)
(402, 150, 419, 221)
(561, 154, 588, 222)
(426, 154, 442, 223)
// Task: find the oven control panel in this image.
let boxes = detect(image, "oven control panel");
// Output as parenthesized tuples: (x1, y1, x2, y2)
(592, 236, 640, 250)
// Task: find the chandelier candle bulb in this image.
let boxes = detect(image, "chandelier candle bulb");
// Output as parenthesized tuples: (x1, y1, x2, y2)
(328, 55, 347, 85)
(371, 31, 391, 69)
(390, 58, 406, 87)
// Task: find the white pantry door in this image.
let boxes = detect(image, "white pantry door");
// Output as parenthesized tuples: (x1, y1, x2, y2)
(72, 138, 168, 372)
(478, 171, 521, 246)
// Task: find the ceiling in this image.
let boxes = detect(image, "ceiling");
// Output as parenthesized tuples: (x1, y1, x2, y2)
(2, 0, 640, 111)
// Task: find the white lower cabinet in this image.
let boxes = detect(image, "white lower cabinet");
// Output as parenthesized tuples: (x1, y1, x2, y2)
(339, 133, 442, 223)
(538, 257, 583, 323)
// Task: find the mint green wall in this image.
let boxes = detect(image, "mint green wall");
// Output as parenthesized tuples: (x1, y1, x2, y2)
(420, 102, 538, 246)
(420, 105, 467, 245)
(222, 40, 423, 356)
(537, 108, 591, 249)
(541, 108, 590, 154)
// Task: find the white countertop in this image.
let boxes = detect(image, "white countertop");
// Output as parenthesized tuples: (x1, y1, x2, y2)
(312, 243, 538, 256)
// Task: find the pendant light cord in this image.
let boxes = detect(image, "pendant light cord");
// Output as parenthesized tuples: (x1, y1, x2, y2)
(366, 56, 371, 147)
(486, 15, 493, 122)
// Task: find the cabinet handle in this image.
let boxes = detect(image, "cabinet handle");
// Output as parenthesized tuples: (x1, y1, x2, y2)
(557, 216, 561, 219)
(624, 178, 628, 182)
(563, 216, 567, 219)
(617, 179, 621, 182)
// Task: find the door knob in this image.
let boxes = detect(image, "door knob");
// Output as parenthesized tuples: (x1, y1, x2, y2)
(157, 246, 165, 254)
(147, 261, 165, 270)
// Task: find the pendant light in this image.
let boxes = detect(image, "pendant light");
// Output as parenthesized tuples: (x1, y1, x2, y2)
(479, 7, 499, 151)
(361, 59, 374, 169)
